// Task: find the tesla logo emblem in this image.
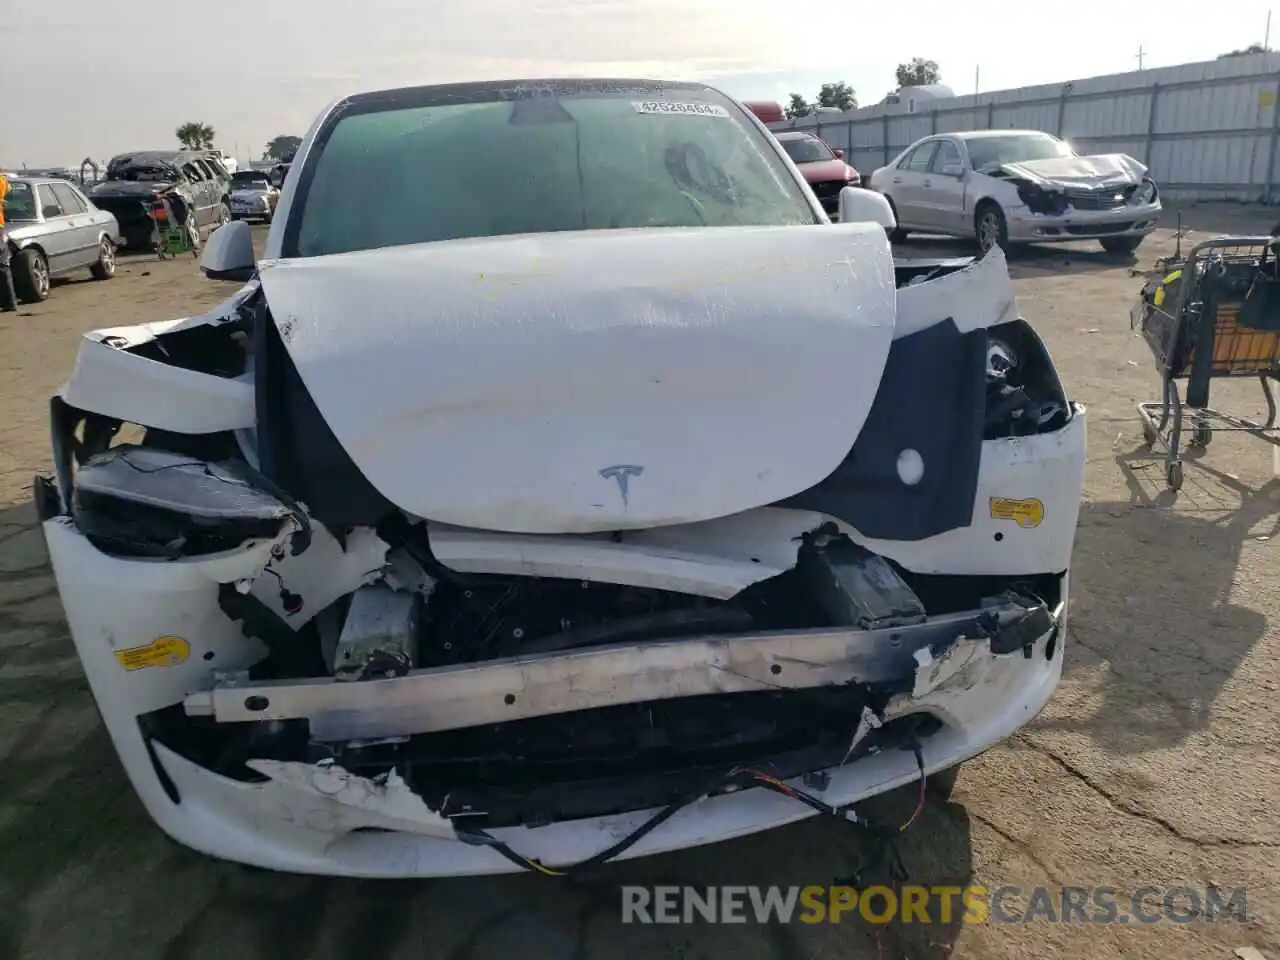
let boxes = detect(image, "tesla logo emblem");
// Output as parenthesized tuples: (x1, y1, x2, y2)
(599, 464, 644, 506)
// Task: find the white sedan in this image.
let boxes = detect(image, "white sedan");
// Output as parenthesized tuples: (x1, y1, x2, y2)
(868, 129, 1162, 256)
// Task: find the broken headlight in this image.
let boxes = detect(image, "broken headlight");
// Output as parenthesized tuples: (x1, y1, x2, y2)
(984, 327, 1071, 439)
(71, 445, 309, 559)
(1129, 178, 1158, 205)
(1013, 181, 1068, 216)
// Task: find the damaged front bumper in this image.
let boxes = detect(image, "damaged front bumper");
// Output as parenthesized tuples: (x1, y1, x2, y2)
(1007, 201, 1161, 244)
(43, 509, 1065, 877)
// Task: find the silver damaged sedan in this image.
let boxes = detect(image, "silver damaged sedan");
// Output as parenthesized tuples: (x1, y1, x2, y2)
(868, 129, 1161, 256)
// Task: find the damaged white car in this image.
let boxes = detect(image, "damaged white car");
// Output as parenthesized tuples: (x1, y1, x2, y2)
(869, 129, 1161, 256)
(39, 79, 1085, 878)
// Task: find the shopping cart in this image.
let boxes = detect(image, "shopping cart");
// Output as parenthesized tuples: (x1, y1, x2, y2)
(151, 197, 200, 260)
(1133, 235, 1280, 491)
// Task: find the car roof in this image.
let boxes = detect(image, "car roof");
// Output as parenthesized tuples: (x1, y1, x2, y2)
(950, 129, 1055, 140)
(343, 76, 714, 106)
(9, 176, 76, 187)
(107, 150, 222, 166)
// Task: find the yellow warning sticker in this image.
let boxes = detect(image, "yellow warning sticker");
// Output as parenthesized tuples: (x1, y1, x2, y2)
(114, 635, 190, 671)
(989, 497, 1045, 529)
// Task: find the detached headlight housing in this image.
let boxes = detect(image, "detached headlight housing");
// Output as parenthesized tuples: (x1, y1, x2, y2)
(1131, 178, 1158, 205)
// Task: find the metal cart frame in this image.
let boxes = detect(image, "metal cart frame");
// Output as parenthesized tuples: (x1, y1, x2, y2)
(152, 197, 200, 261)
(1134, 235, 1280, 491)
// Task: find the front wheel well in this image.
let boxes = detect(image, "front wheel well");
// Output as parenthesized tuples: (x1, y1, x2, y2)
(973, 196, 1002, 220)
(13, 241, 47, 261)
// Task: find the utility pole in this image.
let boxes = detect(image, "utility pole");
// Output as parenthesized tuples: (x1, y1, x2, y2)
(1136, 44, 1146, 70)
(1266, 10, 1272, 50)
(974, 65, 980, 95)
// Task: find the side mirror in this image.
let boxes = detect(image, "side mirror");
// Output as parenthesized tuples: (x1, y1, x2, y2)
(42, 205, 62, 219)
(939, 162, 966, 178)
(200, 219, 257, 282)
(837, 187, 896, 228)
(833, 148, 845, 160)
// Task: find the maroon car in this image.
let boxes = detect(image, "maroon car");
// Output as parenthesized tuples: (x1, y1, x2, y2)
(775, 131, 861, 215)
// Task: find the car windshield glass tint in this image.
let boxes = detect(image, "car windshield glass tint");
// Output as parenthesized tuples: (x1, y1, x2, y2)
(232, 174, 269, 188)
(966, 135, 1074, 171)
(780, 137, 833, 163)
(4, 183, 37, 220)
(290, 86, 817, 257)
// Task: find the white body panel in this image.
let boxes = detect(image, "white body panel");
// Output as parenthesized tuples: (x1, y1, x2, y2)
(43, 105, 1086, 875)
(256, 223, 897, 533)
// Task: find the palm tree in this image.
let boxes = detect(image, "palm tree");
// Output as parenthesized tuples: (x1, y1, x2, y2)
(176, 122, 216, 151)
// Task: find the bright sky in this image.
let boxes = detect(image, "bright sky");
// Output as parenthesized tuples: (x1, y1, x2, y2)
(2, 0, 1275, 166)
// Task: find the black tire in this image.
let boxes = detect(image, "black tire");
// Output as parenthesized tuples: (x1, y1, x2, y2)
(89, 237, 115, 281)
(1190, 424, 1212, 448)
(1167, 460, 1184, 491)
(883, 196, 909, 243)
(13, 247, 50, 303)
(1100, 235, 1144, 256)
(974, 202, 1009, 255)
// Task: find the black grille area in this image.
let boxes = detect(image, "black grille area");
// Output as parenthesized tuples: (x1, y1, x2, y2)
(1064, 185, 1134, 210)
(810, 179, 845, 200)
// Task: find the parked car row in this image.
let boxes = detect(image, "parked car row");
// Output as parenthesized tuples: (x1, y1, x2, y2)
(753, 101, 1162, 255)
(2, 148, 249, 305)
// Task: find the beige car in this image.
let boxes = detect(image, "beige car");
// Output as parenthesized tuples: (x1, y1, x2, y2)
(868, 129, 1162, 256)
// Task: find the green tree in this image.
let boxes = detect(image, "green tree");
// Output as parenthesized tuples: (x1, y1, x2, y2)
(176, 122, 216, 150)
(896, 58, 941, 88)
(1218, 42, 1268, 58)
(785, 93, 812, 119)
(816, 82, 857, 112)
(263, 135, 303, 161)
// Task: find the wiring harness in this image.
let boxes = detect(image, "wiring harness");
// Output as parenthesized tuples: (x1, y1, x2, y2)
(456, 736, 927, 882)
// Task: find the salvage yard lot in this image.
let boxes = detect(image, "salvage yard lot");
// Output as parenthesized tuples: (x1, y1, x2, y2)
(1, 210, 1277, 960)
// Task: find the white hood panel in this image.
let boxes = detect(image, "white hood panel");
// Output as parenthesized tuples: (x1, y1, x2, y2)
(257, 224, 897, 534)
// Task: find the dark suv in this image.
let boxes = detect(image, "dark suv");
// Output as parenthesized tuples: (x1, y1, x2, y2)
(86, 151, 231, 249)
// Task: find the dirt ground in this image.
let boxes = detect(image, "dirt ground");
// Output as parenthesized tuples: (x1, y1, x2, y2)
(1, 208, 1277, 960)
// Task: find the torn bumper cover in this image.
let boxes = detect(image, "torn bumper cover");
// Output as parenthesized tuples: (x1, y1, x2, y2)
(44, 498, 1064, 876)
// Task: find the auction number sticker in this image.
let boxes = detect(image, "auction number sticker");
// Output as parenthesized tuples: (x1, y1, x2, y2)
(631, 100, 730, 118)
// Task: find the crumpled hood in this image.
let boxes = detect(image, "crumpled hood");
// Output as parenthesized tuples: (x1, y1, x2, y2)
(257, 224, 898, 535)
(998, 153, 1147, 187)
